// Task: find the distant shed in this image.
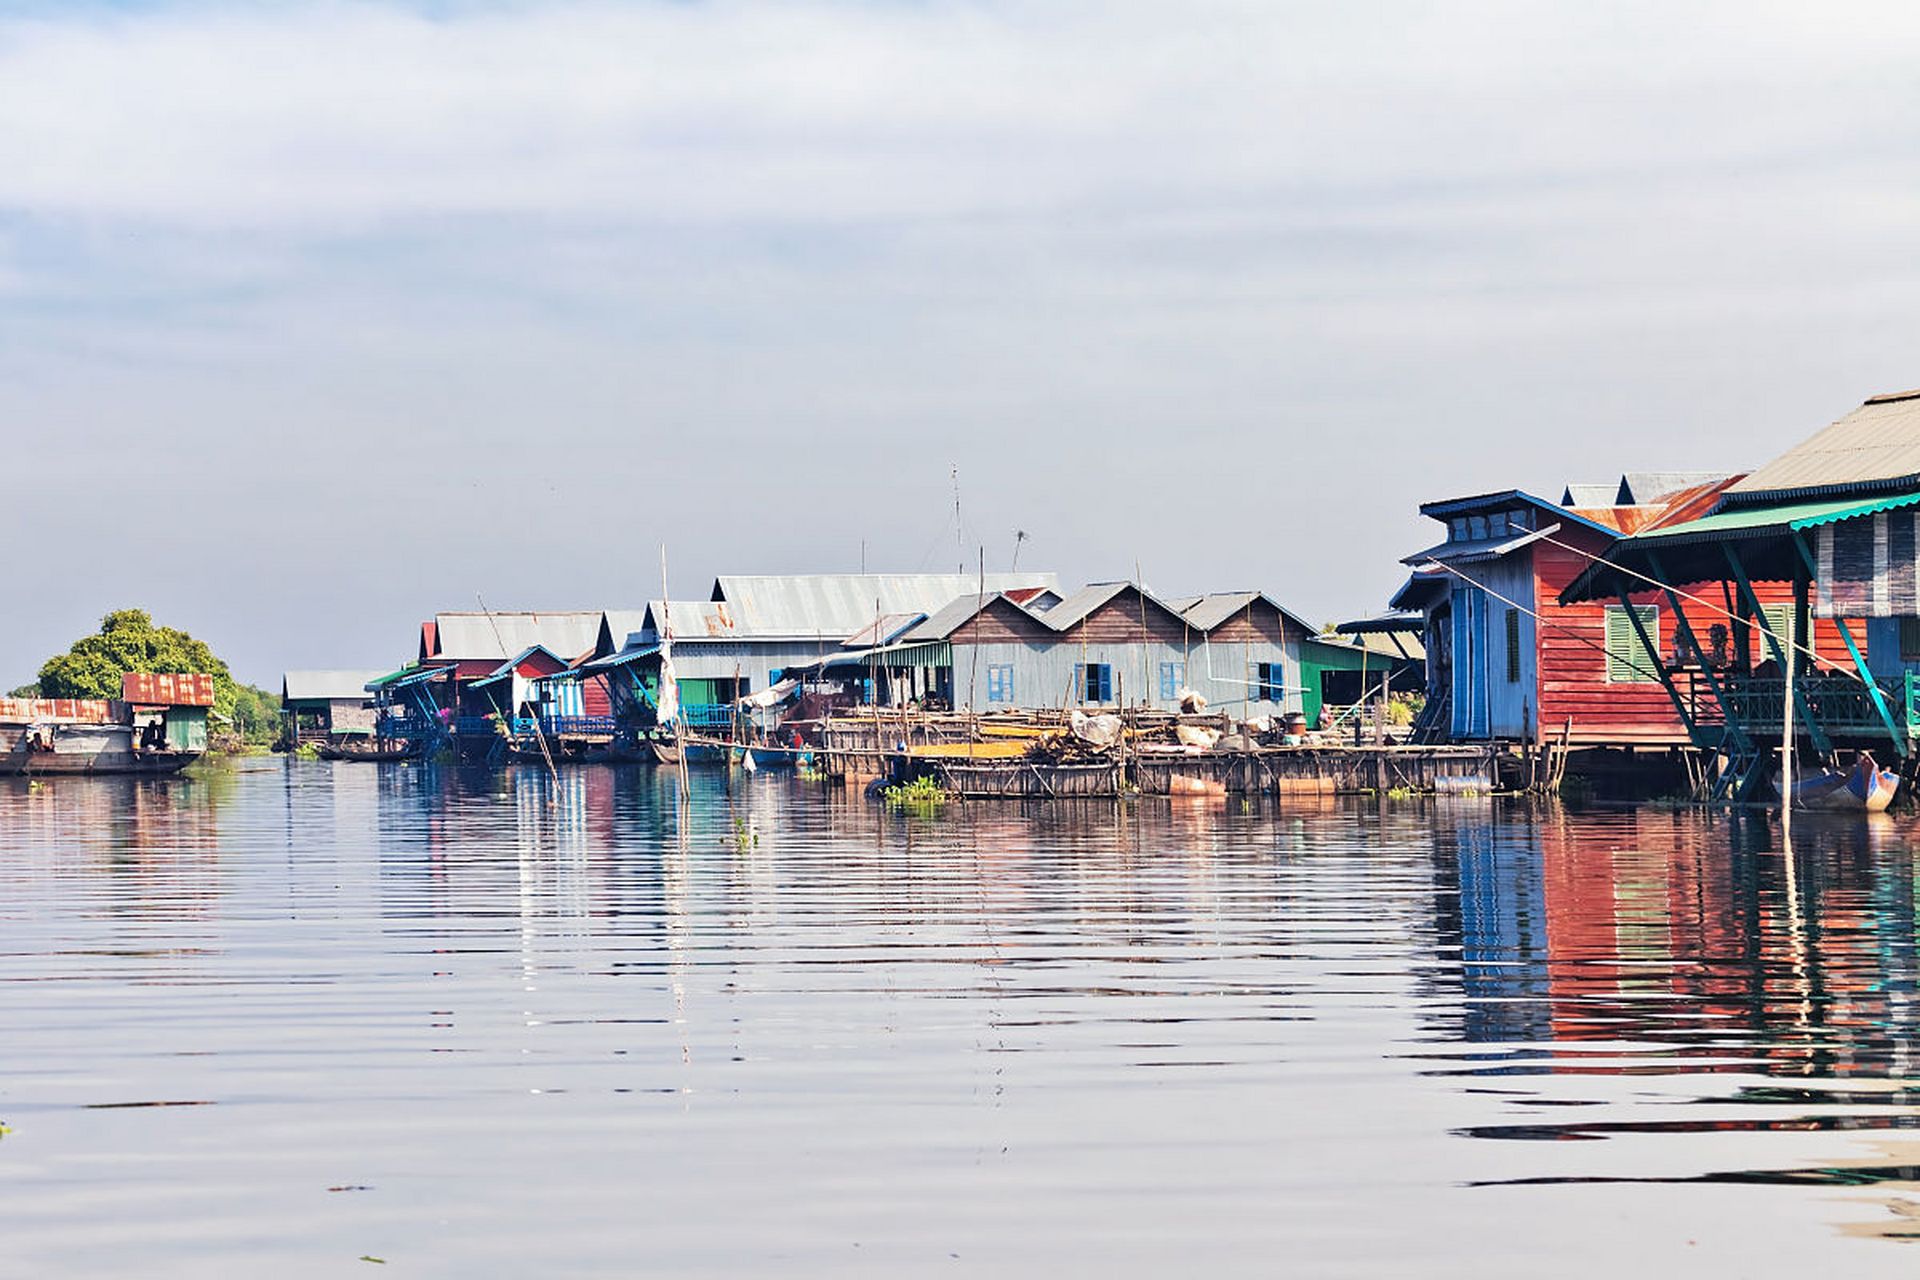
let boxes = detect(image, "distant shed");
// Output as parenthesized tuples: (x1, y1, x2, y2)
(282, 669, 386, 743)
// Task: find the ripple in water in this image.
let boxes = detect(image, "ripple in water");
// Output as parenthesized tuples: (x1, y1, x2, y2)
(1, 762, 1917, 1275)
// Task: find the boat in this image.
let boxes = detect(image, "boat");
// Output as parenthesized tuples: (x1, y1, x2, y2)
(1792, 751, 1900, 812)
(0, 734, 196, 777)
(1, 682, 213, 778)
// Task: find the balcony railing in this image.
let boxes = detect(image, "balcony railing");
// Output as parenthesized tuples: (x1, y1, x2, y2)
(680, 704, 740, 729)
(1718, 673, 1915, 742)
(509, 716, 621, 738)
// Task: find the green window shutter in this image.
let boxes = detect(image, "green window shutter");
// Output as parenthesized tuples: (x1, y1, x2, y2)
(1757, 605, 1793, 657)
(1605, 605, 1660, 683)
(1504, 608, 1521, 684)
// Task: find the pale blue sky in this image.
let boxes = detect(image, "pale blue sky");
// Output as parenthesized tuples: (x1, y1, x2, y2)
(4, 1, 1920, 685)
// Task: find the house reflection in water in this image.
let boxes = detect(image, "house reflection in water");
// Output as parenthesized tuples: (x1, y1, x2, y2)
(1432, 805, 1920, 1078)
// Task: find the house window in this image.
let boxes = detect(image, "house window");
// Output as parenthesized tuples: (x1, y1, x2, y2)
(1505, 608, 1522, 684)
(1081, 663, 1113, 703)
(1900, 618, 1920, 661)
(986, 664, 1014, 703)
(1249, 662, 1284, 703)
(1488, 511, 1510, 538)
(1468, 514, 1488, 540)
(1604, 605, 1660, 683)
(1508, 508, 1531, 533)
(1450, 517, 1469, 541)
(1755, 605, 1794, 659)
(1158, 661, 1185, 700)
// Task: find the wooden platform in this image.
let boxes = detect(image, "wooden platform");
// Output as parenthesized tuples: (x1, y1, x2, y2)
(914, 744, 1500, 799)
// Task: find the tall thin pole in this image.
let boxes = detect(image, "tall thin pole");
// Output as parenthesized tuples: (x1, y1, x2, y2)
(661, 546, 689, 796)
(1781, 611, 1795, 837)
(952, 466, 964, 575)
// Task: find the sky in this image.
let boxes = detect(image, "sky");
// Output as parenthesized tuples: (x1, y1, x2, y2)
(4, 0, 1920, 688)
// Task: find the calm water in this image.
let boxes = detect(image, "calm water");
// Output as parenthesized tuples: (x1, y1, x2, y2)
(4, 762, 1920, 1276)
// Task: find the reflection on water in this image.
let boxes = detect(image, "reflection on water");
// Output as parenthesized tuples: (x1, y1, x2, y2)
(3, 764, 1920, 1275)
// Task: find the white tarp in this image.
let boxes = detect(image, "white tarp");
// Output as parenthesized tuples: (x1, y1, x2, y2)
(737, 678, 799, 710)
(1069, 709, 1122, 748)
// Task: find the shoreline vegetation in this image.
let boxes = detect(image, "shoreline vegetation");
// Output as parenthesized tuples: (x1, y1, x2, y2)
(10, 609, 282, 755)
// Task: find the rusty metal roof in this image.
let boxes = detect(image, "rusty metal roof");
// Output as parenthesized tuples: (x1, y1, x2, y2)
(1724, 390, 1920, 505)
(1617, 471, 1733, 505)
(121, 672, 216, 707)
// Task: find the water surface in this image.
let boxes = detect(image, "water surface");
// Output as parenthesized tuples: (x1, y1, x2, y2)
(3, 761, 1919, 1276)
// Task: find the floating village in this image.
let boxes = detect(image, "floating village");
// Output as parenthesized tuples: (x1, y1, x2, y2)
(13, 387, 1920, 812)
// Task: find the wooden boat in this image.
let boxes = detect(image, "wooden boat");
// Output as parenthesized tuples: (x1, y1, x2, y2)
(1, 722, 197, 777)
(1792, 751, 1900, 812)
(0, 746, 195, 777)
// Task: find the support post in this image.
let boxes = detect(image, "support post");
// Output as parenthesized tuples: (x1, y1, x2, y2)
(1791, 530, 1905, 756)
(1647, 551, 1747, 751)
(1724, 543, 1830, 754)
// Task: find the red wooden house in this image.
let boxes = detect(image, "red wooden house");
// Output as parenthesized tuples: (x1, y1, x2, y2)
(1392, 482, 1855, 746)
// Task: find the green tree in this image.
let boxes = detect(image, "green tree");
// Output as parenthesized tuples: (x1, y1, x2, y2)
(38, 608, 241, 718)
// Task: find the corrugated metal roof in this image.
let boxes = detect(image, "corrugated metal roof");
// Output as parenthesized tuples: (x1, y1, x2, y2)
(644, 600, 747, 640)
(1041, 582, 1149, 630)
(1725, 391, 1920, 505)
(597, 610, 651, 656)
(1335, 611, 1425, 636)
(1174, 591, 1316, 637)
(582, 643, 661, 672)
(842, 612, 926, 648)
(710, 573, 1060, 638)
(1561, 483, 1618, 508)
(121, 672, 215, 707)
(1388, 571, 1448, 611)
(1603, 495, 1893, 545)
(820, 641, 953, 670)
(1617, 471, 1733, 505)
(1305, 632, 1427, 662)
(899, 593, 1007, 642)
(427, 612, 603, 662)
(1416, 490, 1621, 536)
(283, 670, 387, 702)
(1401, 523, 1564, 567)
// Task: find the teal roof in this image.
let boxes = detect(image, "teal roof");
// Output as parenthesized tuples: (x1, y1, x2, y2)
(1623, 491, 1920, 544)
(1562, 487, 1920, 600)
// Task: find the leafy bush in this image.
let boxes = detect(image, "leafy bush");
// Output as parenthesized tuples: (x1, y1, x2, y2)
(881, 775, 949, 809)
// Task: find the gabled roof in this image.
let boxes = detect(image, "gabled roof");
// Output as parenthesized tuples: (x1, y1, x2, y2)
(710, 573, 1060, 638)
(1561, 483, 1618, 508)
(596, 610, 651, 658)
(1618, 471, 1733, 505)
(1402, 522, 1567, 567)
(643, 600, 746, 640)
(1723, 389, 1920, 507)
(1170, 590, 1316, 637)
(1388, 570, 1448, 612)
(843, 612, 927, 648)
(1306, 631, 1426, 662)
(899, 592, 1053, 642)
(1004, 586, 1061, 611)
(422, 612, 603, 663)
(283, 670, 387, 702)
(1417, 490, 1621, 536)
(1041, 581, 1182, 631)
